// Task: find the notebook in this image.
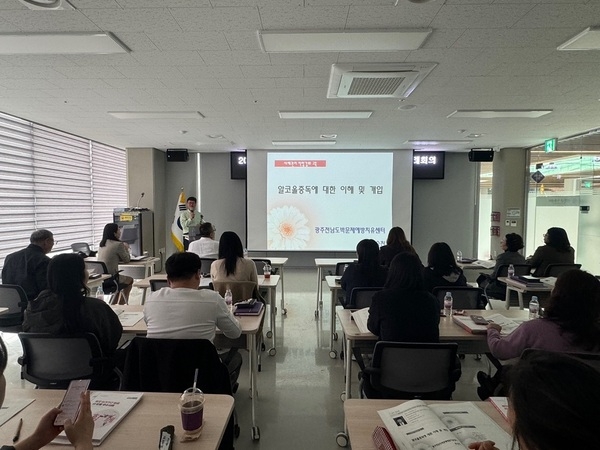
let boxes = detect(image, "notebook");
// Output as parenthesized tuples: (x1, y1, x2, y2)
(234, 302, 264, 316)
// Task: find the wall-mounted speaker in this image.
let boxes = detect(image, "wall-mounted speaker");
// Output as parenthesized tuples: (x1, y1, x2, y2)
(468, 149, 494, 162)
(166, 149, 189, 162)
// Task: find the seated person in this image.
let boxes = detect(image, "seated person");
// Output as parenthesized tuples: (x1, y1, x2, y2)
(527, 227, 575, 277)
(1, 229, 54, 301)
(378, 226, 418, 267)
(477, 269, 600, 399)
(477, 233, 527, 299)
(0, 336, 95, 450)
(422, 242, 467, 293)
(144, 252, 242, 387)
(340, 239, 387, 307)
(210, 231, 257, 284)
(97, 223, 133, 303)
(469, 351, 600, 450)
(23, 254, 123, 359)
(188, 222, 219, 259)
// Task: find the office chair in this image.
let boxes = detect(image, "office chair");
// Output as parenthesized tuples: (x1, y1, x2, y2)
(432, 286, 486, 311)
(482, 264, 531, 307)
(71, 242, 96, 257)
(521, 348, 600, 373)
(84, 261, 123, 304)
(199, 258, 216, 275)
(543, 263, 582, 277)
(360, 341, 460, 400)
(251, 258, 277, 275)
(0, 284, 28, 329)
(149, 279, 169, 292)
(347, 287, 382, 310)
(18, 332, 122, 390)
(122, 336, 236, 447)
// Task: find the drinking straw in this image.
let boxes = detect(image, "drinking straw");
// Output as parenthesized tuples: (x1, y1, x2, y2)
(193, 368, 199, 391)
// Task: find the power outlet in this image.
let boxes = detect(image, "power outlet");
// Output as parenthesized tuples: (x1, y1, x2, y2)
(159, 247, 166, 256)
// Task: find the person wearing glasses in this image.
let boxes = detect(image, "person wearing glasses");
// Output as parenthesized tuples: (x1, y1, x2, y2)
(527, 227, 575, 277)
(1, 229, 55, 301)
(188, 222, 219, 259)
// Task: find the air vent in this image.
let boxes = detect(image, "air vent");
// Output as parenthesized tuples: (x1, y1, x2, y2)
(328, 63, 437, 99)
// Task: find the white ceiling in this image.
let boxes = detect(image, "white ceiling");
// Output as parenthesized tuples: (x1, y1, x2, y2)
(1, 0, 600, 153)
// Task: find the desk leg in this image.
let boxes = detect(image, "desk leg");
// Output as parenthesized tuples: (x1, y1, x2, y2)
(329, 289, 337, 359)
(505, 286, 511, 310)
(344, 337, 353, 400)
(140, 287, 148, 305)
(279, 265, 286, 315)
(249, 333, 260, 440)
(315, 267, 322, 317)
(268, 288, 276, 356)
(518, 292, 524, 310)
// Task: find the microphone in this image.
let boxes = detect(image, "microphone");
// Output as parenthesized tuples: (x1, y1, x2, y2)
(135, 192, 145, 209)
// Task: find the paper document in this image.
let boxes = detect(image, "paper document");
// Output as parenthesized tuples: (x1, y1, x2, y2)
(475, 260, 496, 269)
(378, 400, 512, 450)
(488, 397, 509, 421)
(485, 314, 524, 336)
(117, 312, 144, 327)
(350, 307, 370, 334)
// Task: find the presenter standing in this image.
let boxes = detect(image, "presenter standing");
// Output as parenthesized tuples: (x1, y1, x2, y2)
(180, 196, 203, 250)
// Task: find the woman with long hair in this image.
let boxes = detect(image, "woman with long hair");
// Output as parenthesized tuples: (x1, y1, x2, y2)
(527, 226, 575, 276)
(378, 226, 418, 267)
(23, 253, 122, 358)
(210, 231, 257, 284)
(422, 242, 467, 293)
(477, 269, 600, 399)
(340, 239, 387, 307)
(97, 223, 133, 302)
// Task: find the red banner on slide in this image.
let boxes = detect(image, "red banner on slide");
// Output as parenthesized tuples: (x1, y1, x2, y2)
(274, 160, 326, 168)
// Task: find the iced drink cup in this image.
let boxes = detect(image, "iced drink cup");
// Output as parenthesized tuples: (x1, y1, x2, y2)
(179, 388, 205, 433)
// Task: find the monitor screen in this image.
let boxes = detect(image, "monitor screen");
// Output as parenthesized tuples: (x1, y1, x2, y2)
(413, 151, 445, 179)
(230, 151, 247, 180)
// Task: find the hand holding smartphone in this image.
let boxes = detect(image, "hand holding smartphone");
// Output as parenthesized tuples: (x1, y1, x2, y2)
(54, 379, 91, 426)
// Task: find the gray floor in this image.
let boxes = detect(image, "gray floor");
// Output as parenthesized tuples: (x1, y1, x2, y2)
(1, 268, 490, 449)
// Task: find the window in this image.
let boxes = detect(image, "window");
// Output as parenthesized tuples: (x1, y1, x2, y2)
(0, 111, 127, 268)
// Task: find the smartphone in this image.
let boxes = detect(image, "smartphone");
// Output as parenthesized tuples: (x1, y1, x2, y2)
(54, 379, 91, 426)
(470, 315, 490, 326)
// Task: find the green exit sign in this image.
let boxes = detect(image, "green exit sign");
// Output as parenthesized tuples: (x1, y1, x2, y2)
(545, 138, 557, 153)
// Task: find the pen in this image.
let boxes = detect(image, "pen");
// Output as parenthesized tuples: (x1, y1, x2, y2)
(13, 418, 23, 443)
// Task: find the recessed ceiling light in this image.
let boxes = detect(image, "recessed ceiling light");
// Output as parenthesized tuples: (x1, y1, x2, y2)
(272, 140, 336, 146)
(0, 32, 129, 55)
(108, 111, 203, 119)
(320, 134, 337, 139)
(558, 27, 600, 50)
(278, 111, 372, 119)
(447, 110, 552, 119)
(18, 0, 73, 10)
(467, 133, 484, 138)
(258, 29, 431, 53)
(405, 140, 473, 145)
(207, 134, 226, 139)
(398, 104, 417, 111)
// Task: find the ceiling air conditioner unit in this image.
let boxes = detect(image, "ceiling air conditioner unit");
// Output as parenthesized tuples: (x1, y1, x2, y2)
(327, 62, 437, 99)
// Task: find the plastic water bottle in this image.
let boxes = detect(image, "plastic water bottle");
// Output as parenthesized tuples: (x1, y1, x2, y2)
(95, 285, 104, 301)
(508, 264, 515, 279)
(456, 250, 462, 262)
(529, 296, 539, 319)
(443, 292, 453, 317)
(224, 289, 233, 313)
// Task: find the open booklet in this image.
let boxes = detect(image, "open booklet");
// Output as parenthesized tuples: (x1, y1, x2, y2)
(53, 391, 143, 446)
(111, 308, 144, 327)
(452, 313, 525, 336)
(378, 400, 512, 450)
(350, 307, 370, 334)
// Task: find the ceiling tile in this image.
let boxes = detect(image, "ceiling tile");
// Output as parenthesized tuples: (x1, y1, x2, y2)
(259, 5, 349, 30)
(241, 65, 303, 78)
(200, 50, 270, 66)
(145, 31, 230, 51)
(170, 7, 260, 31)
(346, 3, 441, 28)
(132, 51, 205, 66)
(82, 8, 181, 32)
(431, 4, 535, 29)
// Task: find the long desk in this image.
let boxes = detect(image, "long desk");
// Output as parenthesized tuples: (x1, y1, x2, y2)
(342, 399, 510, 450)
(133, 274, 280, 355)
(87, 256, 159, 279)
(314, 258, 353, 317)
(498, 276, 553, 309)
(115, 304, 264, 440)
(0, 390, 233, 450)
(457, 259, 495, 283)
(337, 308, 529, 400)
(251, 256, 288, 315)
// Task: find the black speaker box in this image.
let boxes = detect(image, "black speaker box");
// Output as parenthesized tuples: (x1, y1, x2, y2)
(166, 149, 189, 162)
(468, 150, 494, 162)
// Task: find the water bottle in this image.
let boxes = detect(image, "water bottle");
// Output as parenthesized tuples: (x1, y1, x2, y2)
(443, 292, 453, 317)
(529, 296, 539, 319)
(95, 285, 104, 301)
(456, 250, 462, 262)
(508, 264, 515, 279)
(224, 289, 233, 313)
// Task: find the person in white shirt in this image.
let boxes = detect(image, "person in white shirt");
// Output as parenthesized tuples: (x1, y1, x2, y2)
(144, 252, 242, 388)
(188, 222, 219, 259)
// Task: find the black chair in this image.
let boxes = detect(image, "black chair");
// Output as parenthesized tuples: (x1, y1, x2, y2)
(122, 337, 236, 448)
(543, 263, 582, 277)
(17, 332, 121, 390)
(71, 242, 96, 257)
(0, 284, 28, 328)
(521, 348, 600, 373)
(251, 258, 278, 275)
(361, 341, 460, 400)
(347, 287, 382, 309)
(84, 261, 121, 304)
(149, 279, 169, 292)
(432, 286, 486, 311)
(483, 264, 531, 305)
(199, 258, 216, 275)
(335, 262, 350, 276)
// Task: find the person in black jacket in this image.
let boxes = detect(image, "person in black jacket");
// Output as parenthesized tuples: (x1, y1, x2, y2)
(340, 239, 387, 307)
(378, 226, 419, 267)
(423, 242, 467, 293)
